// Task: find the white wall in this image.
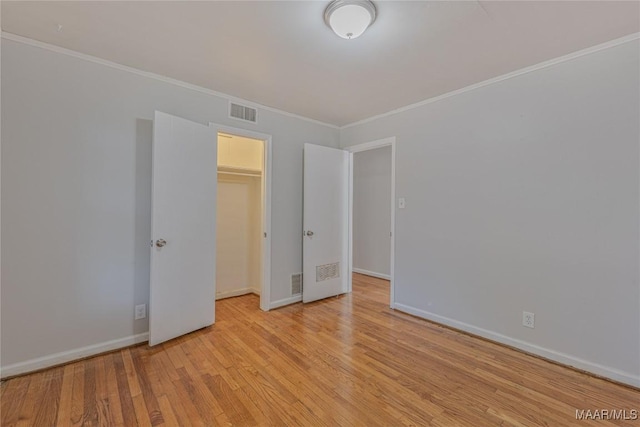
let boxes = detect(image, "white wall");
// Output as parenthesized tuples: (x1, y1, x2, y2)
(353, 146, 391, 278)
(341, 40, 640, 386)
(1, 38, 338, 372)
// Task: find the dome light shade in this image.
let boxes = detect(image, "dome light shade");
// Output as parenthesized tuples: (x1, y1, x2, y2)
(324, 0, 377, 39)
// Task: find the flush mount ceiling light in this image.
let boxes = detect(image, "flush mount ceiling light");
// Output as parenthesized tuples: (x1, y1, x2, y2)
(324, 0, 377, 40)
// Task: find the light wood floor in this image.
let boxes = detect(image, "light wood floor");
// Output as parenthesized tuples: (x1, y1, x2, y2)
(2, 273, 638, 426)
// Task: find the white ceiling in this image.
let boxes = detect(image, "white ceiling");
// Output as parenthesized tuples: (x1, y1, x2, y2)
(2, 1, 639, 126)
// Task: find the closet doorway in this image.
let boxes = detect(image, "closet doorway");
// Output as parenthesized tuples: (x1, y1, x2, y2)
(215, 129, 271, 311)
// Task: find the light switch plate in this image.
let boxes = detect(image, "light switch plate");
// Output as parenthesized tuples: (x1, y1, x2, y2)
(398, 198, 406, 209)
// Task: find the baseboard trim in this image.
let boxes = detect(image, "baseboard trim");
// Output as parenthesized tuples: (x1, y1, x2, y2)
(216, 288, 260, 300)
(270, 295, 302, 310)
(393, 303, 640, 388)
(352, 268, 391, 280)
(1, 332, 149, 379)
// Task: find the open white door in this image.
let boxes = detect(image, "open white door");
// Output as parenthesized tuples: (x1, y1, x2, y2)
(149, 111, 217, 346)
(303, 143, 349, 303)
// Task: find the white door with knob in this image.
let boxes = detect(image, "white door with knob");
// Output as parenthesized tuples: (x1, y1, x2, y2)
(149, 111, 218, 346)
(302, 143, 349, 303)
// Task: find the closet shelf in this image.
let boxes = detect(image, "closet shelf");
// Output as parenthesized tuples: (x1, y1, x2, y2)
(217, 165, 262, 177)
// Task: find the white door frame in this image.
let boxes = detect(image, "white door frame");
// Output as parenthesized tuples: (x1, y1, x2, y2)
(211, 123, 272, 312)
(346, 137, 396, 308)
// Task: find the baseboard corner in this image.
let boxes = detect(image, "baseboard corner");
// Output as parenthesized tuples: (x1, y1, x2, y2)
(269, 295, 302, 310)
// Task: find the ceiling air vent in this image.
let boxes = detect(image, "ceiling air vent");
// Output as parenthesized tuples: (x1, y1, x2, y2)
(291, 273, 302, 295)
(229, 102, 257, 123)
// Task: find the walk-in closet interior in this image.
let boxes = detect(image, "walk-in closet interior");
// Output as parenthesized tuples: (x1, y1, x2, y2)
(216, 133, 265, 305)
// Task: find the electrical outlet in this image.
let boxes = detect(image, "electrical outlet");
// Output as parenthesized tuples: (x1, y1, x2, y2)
(135, 304, 146, 320)
(522, 311, 535, 328)
(398, 198, 406, 209)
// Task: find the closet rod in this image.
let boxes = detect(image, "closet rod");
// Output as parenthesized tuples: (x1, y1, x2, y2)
(217, 170, 261, 178)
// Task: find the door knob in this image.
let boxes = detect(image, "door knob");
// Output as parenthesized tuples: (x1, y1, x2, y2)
(305, 231, 314, 237)
(155, 239, 167, 248)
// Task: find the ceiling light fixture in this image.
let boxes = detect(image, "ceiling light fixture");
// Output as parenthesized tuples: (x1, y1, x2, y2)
(324, 0, 377, 40)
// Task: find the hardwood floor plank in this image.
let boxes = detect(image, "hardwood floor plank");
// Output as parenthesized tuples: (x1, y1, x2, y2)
(68, 363, 86, 426)
(82, 359, 99, 425)
(202, 374, 256, 426)
(14, 379, 39, 427)
(112, 352, 138, 426)
(131, 349, 164, 426)
(155, 394, 180, 427)
(122, 350, 154, 426)
(232, 370, 289, 426)
(93, 356, 115, 427)
(174, 366, 220, 425)
(2, 273, 638, 426)
(31, 367, 63, 426)
(103, 353, 125, 426)
(55, 364, 75, 426)
(0, 376, 31, 426)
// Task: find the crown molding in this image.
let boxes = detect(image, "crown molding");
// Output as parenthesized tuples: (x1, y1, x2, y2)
(0, 31, 340, 130)
(341, 32, 640, 130)
(3, 31, 638, 132)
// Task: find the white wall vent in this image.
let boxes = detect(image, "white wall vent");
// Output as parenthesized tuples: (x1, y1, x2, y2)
(291, 273, 302, 295)
(316, 263, 340, 282)
(229, 102, 257, 123)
